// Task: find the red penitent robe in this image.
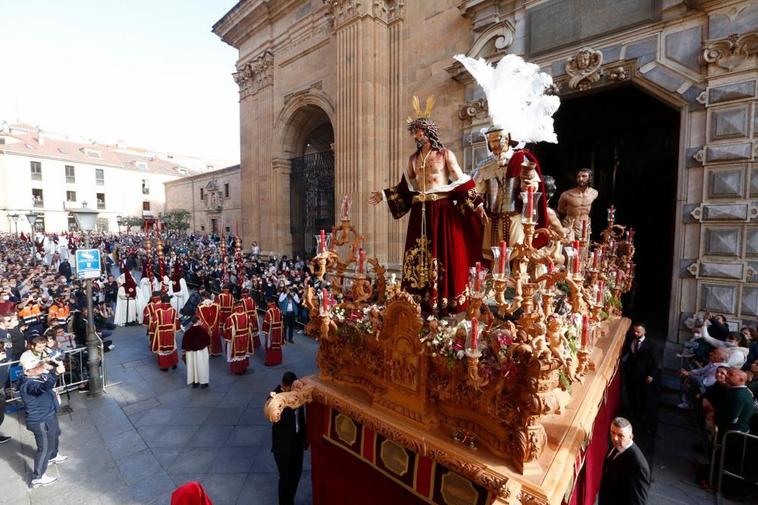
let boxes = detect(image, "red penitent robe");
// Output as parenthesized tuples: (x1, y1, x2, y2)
(217, 291, 234, 332)
(196, 302, 222, 356)
(262, 304, 283, 366)
(150, 304, 180, 369)
(143, 299, 161, 346)
(383, 155, 484, 316)
(224, 310, 253, 374)
(240, 295, 260, 348)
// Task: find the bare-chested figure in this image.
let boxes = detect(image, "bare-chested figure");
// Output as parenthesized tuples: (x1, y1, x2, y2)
(369, 106, 485, 315)
(557, 168, 598, 241)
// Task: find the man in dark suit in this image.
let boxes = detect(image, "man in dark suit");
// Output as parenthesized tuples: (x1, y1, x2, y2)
(599, 417, 651, 505)
(268, 371, 307, 505)
(622, 322, 657, 422)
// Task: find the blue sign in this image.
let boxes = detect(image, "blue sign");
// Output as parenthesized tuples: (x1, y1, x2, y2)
(75, 249, 101, 279)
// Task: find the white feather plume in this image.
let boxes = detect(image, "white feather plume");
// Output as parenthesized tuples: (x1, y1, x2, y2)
(453, 54, 560, 144)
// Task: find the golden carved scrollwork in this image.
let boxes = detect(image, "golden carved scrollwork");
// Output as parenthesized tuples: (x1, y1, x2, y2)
(263, 380, 314, 423)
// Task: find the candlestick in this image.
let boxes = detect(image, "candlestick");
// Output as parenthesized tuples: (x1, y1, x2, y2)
(475, 262, 482, 291)
(581, 315, 589, 347)
(607, 205, 615, 225)
(471, 318, 479, 350)
(572, 240, 580, 274)
(627, 227, 635, 243)
(319, 229, 326, 253)
(499, 240, 507, 276)
(592, 249, 599, 269)
(526, 186, 534, 221)
(597, 281, 604, 305)
(321, 288, 328, 311)
(616, 269, 624, 287)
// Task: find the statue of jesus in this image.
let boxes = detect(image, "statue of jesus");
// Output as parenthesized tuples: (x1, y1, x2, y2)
(369, 98, 486, 315)
(557, 168, 599, 242)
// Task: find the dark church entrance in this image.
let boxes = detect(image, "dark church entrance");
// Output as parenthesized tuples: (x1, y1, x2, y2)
(290, 121, 335, 260)
(534, 85, 679, 335)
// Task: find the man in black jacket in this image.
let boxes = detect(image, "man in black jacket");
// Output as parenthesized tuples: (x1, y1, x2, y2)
(622, 323, 658, 422)
(598, 417, 650, 505)
(267, 371, 307, 505)
(19, 361, 68, 487)
(0, 339, 10, 444)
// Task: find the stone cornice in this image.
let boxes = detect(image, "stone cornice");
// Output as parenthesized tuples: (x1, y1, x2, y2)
(213, 0, 306, 48)
(233, 50, 275, 99)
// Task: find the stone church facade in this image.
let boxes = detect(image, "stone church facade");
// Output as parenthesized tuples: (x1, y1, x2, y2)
(214, 0, 757, 350)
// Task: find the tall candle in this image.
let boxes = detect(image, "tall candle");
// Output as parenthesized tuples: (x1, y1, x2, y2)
(572, 240, 580, 274)
(597, 281, 605, 305)
(627, 228, 635, 243)
(319, 229, 326, 253)
(526, 186, 534, 221)
(547, 261, 554, 274)
(475, 261, 482, 291)
(358, 248, 366, 273)
(592, 249, 599, 269)
(471, 318, 479, 350)
(607, 205, 615, 225)
(581, 315, 589, 347)
(616, 269, 623, 287)
(322, 288, 328, 311)
(499, 240, 507, 275)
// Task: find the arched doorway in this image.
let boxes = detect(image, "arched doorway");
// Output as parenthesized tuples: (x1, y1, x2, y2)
(534, 85, 680, 335)
(287, 106, 335, 259)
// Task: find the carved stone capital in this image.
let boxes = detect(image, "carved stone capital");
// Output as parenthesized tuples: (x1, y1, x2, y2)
(458, 97, 488, 121)
(703, 32, 758, 71)
(233, 50, 274, 99)
(323, 0, 404, 28)
(565, 47, 604, 91)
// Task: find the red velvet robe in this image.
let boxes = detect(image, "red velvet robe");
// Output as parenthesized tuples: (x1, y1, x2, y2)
(196, 302, 222, 356)
(240, 295, 260, 348)
(262, 304, 283, 366)
(505, 149, 549, 249)
(383, 157, 484, 316)
(217, 291, 234, 333)
(224, 310, 253, 374)
(150, 303, 180, 369)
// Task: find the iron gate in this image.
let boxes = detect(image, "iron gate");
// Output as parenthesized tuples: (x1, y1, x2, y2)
(290, 151, 335, 259)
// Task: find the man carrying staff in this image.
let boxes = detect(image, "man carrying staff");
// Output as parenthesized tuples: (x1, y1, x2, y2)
(150, 294, 180, 371)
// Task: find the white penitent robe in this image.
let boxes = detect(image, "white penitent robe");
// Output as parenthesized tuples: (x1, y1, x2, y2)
(172, 278, 190, 314)
(114, 286, 137, 326)
(137, 278, 152, 324)
(185, 348, 210, 385)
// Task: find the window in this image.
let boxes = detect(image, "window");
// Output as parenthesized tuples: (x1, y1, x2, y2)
(200, 225, 205, 231)
(65, 165, 75, 183)
(96, 193, 105, 210)
(66, 191, 77, 202)
(224, 183, 229, 198)
(95, 169, 104, 186)
(136, 161, 148, 170)
(200, 188, 204, 200)
(84, 148, 101, 158)
(32, 188, 43, 207)
(142, 179, 150, 195)
(142, 201, 151, 211)
(30, 161, 42, 180)
(225, 226, 231, 234)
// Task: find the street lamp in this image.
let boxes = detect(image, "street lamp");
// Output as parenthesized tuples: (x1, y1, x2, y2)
(24, 211, 37, 233)
(6, 213, 19, 236)
(69, 202, 103, 396)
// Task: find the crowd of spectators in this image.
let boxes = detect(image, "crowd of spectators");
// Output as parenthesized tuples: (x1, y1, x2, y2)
(678, 312, 758, 492)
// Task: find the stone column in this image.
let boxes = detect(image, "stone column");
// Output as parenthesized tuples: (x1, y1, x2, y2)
(234, 50, 275, 252)
(327, 0, 405, 264)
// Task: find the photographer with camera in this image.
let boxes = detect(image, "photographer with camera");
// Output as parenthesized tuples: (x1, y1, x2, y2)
(278, 285, 300, 344)
(19, 357, 68, 488)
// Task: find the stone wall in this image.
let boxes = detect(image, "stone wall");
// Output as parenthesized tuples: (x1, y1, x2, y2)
(215, 0, 758, 346)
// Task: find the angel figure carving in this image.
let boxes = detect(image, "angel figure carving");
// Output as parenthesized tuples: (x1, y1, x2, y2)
(566, 47, 603, 90)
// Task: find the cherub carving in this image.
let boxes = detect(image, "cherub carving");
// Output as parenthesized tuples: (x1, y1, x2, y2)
(566, 47, 603, 90)
(546, 314, 575, 381)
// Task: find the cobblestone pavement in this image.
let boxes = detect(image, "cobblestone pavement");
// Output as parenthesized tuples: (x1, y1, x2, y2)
(0, 322, 319, 505)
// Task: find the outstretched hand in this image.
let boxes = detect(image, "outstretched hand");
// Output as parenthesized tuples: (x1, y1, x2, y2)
(368, 191, 383, 206)
(475, 205, 489, 226)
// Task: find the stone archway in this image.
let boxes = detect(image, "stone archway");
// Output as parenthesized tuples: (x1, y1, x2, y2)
(273, 92, 336, 257)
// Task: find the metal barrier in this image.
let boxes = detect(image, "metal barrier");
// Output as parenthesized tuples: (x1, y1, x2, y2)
(2, 337, 106, 409)
(715, 430, 758, 504)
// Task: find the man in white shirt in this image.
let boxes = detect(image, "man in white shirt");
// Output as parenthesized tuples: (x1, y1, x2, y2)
(278, 288, 300, 344)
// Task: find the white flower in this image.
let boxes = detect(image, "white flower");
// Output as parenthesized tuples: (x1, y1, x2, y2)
(456, 350, 465, 359)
